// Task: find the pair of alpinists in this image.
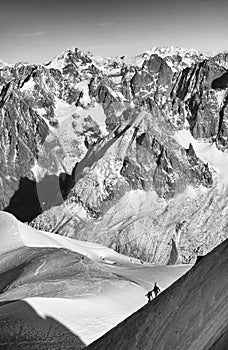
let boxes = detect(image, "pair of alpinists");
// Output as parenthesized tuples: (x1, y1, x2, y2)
(145, 282, 161, 302)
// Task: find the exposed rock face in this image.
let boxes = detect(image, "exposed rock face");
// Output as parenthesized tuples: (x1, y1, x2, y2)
(211, 52, 228, 69)
(120, 128, 212, 198)
(143, 54, 173, 86)
(131, 55, 173, 100)
(185, 143, 212, 187)
(1, 46, 228, 262)
(0, 82, 49, 212)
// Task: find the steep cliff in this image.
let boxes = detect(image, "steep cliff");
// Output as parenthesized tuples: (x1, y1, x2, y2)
(1, 47, 228, 262)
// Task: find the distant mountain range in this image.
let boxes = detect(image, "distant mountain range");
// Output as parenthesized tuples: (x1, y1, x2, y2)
(1, 46, 228, 264)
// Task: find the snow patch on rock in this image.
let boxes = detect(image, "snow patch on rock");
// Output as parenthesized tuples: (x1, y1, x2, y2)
(174, 128, 228, 186)
(20, 77, 35, 92)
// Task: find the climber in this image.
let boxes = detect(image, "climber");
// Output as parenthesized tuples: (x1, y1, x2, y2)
(145, 290, 153, 303)
(152, 282, 161, 298)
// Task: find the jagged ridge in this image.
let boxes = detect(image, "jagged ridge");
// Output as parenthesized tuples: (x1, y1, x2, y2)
(0, 46, 228, 263)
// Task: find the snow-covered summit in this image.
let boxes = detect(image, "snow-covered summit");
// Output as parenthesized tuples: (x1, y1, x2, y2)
(0, 58, 12, 68)
(43, 45, 207, 76)
(137, 46, 206, 71)
(45, 47, 123, 78)
(146, 46, 203, 57)
(45, 47, 93, 71)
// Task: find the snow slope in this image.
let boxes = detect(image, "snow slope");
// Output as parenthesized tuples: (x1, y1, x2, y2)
(0, 211, 191, 345)
(20, 77, 36, 92)
(54, 97, 78, 122)
(86, 238, 228, 350)
(0, 211, 142, 263)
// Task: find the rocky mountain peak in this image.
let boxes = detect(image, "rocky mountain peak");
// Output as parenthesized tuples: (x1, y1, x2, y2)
(45, 46, 93, 73)
(1, 45, 228, 263)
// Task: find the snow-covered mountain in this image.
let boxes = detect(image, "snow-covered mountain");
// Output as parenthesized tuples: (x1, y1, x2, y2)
(0, 58, 12, 69)
(135, 46, 206, 72)
(0, 46, 228, 264)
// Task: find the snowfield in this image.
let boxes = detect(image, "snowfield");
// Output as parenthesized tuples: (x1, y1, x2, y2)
(174, 127, 228, 186)
(0, 211, 191, 345)
(86, 238, 228, 350)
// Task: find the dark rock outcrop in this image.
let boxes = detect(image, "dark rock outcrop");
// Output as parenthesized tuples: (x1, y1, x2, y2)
(0, 90, 49, 210)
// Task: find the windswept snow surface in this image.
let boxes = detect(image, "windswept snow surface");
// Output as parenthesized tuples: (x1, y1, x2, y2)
(0, 211, 191, 345)
(0, 211, 131, 262)
(25, 290, 144, 345)
(86, 239, 228, 350)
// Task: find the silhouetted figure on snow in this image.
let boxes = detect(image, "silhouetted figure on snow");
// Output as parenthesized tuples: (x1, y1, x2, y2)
(152, 282, 161, 298)
(145, 290, 153, 303)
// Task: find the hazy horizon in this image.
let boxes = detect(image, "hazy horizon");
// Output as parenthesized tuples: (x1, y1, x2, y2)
(1, 0, 228, 64)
